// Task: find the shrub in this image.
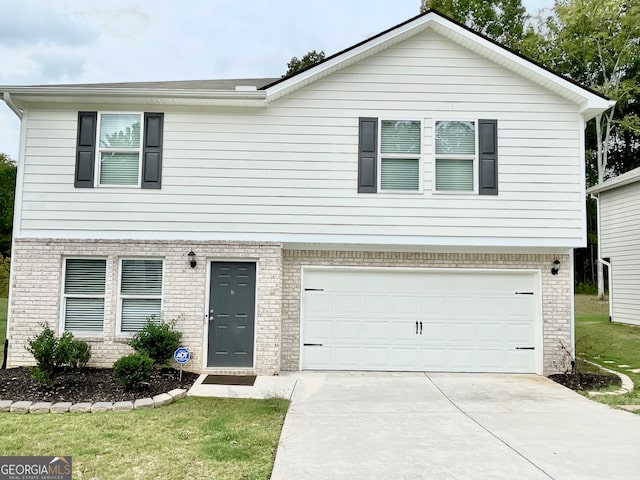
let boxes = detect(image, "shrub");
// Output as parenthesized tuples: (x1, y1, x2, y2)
(26, 323, 92, 383)
(128, 318, 183, 367)
(575, 283, 598, 295)
(26, 324, 59, 383)
(0, 255, 9, 297)
(113, 353, 154, 390)
(70, 340, 91, 369)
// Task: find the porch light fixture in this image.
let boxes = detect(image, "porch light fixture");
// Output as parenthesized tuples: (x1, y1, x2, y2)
(188, 250, 197, 269)
(551, 259, 560, 276)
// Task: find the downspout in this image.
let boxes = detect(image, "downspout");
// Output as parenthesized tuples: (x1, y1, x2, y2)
(594, 194, 613, 321)
(2, 92, 23, 119)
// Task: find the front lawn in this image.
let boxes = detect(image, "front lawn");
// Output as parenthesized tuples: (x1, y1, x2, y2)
(575, 294, 640, 407)
(0, 396, 289, 480)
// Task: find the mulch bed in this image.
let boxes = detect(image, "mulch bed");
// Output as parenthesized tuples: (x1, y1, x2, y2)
(549, 372, 621, 391)
(0, 367, 199, 403)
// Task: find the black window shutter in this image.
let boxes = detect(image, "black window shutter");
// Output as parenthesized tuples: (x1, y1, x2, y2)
(478, 119, 498, 195)
(142, 112, 164, 189)
(75, 111, 97, 188)
(358, 117, 378, 193)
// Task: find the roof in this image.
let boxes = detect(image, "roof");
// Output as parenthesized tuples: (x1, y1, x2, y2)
(0, 9, 614, 118)
(587, 167, 640, 194)
(25, 78, 279, 91)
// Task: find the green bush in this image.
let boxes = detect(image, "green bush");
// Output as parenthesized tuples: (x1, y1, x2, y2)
(575, 283, 598, 295)
(128, 319, 183, 367)
(70, 340, 91, 369)
(113, 353, 154, 390)
(26, 323, 92, 383)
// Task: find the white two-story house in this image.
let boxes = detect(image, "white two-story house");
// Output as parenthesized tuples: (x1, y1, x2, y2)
(1, 11, 612, 376)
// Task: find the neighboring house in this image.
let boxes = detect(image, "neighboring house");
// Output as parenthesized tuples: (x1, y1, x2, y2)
(0, 11, 612, 376)
(587, 167, 640, 325)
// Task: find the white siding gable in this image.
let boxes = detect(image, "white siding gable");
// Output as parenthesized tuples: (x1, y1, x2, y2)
(599, 183, 640, 324)
(18, 30, 585, 248)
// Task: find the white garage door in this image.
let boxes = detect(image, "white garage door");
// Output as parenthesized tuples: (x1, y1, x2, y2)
(301, 268, 539, 373)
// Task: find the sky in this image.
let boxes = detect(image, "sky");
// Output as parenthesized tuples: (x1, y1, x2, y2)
(0, 0, 554, 160)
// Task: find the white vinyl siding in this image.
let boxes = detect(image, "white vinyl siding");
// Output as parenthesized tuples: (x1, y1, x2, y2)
(97, 113, 142, 186)
(62, 258, 106, 333)
(599, 183, 640, 325)
(119, 259, 163, 332)
(18, 29, 585, 247)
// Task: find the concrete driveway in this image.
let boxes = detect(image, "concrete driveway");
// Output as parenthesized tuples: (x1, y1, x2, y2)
(270, 372, 638, 480)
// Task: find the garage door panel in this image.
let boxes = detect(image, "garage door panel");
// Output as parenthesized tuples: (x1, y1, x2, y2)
(421, 348, 450, 369)
(301, 269, 538, 373)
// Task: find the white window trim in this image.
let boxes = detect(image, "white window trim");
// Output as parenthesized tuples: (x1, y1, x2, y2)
(432, 118, 478, 195)
(95, 111, 144, 188)
(377, 118, 424, 194)
(116, 257, 165, 336)
(59, 256, 107, 337)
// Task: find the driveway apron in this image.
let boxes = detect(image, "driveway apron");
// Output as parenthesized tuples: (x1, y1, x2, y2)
(270, 372, 640, 480)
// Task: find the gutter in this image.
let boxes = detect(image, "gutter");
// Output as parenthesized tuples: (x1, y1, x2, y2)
(0, 86, 267, 101)
(593, 194, 613, 321)
(2, 92, 23, 119)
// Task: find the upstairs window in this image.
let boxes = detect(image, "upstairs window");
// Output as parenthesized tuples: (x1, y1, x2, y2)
(380, 120, 422, 191)
(119, 259, 163, 333)
(75, 111, 164, 189)
(97, 113, 142, 186)
(434, 120, 476, 192)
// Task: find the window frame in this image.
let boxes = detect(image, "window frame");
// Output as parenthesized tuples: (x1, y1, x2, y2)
(432, 118, 479, 195)
(377, 118, 424, 194)
(116, 257, 164, 335)
(59, 256, 107, 336)
(95, 111, 144, 188)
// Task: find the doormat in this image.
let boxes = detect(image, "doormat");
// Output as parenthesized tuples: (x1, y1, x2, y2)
(201, 375, 257, 386)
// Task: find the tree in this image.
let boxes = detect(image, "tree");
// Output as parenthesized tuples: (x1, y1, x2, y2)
(284, 50, 326, 76)
(543, 0, 640, 298)
(0, 153, 16, 257)
(420, 0, 540, 55)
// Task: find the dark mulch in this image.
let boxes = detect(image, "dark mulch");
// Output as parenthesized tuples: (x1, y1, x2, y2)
(0, 367, 199, 403)
(549, 372, 621, 391)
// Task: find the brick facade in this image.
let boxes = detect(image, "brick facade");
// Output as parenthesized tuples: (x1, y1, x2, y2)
(7, 239, 283, 375)
(282, 250, 572, 375)
(7, 240, 571, 376)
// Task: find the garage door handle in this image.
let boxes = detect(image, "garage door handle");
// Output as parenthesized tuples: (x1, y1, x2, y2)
(419, 321, 423, 335)
(303, 343, 323, 347)
(416, 321, 418, 335)
(516, 347, 535, 350)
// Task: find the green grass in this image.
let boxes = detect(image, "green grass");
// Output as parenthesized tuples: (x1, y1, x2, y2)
(574, 294, 640, 407)
(0, 396, 289, 480)
(0, 297, 6, 366)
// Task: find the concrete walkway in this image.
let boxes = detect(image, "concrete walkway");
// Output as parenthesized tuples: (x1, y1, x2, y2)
(270, 372, 640, 480)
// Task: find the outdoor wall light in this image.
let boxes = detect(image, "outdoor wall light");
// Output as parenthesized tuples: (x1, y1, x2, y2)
(188, 250, 197, 269)
(551, 259, 560, 276)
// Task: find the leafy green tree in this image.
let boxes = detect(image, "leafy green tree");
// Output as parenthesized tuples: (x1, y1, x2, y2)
(284, 50, 326, 76)
(0, 153, 16, 257)
(420, 0, 540, 54)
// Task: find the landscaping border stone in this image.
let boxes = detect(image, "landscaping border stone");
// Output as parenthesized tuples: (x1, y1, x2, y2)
(0, 389, 187, 414)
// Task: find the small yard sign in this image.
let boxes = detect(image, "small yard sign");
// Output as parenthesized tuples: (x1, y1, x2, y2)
(174, 347, 191, 364)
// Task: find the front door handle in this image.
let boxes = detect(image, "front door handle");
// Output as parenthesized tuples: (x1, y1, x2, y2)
(419, 321, 423, 335)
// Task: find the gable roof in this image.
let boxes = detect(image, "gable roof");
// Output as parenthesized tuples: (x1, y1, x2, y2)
(587, 167, 640, 194)
(0, 9, 613, 118)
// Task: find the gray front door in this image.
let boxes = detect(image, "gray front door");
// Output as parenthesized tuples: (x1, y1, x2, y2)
(207, 262, 256, 368)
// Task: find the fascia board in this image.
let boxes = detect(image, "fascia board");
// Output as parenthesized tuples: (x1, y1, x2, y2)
(587, 167, 640, 194)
